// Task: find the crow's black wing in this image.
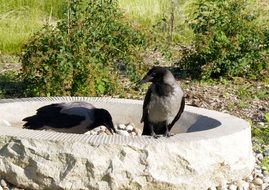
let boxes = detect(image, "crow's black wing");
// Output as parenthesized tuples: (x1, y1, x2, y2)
(23, 103, 85, 129)
(168, 96, 185, 131)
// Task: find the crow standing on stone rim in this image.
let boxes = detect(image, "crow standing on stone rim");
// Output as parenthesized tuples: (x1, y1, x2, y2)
(139, 66, 185, 138)
(22, 101, 117, 134)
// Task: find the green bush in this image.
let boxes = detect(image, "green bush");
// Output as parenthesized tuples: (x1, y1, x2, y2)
(178, 0, 269, 80)
(20, 0, 147, 97)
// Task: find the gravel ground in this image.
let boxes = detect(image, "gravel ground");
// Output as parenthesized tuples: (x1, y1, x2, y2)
(0, 61, 268, 189)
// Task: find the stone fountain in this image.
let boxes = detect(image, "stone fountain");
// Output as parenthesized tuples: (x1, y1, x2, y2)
(0, 97, 254, 189)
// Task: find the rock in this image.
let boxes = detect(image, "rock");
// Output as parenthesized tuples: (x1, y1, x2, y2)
(97, 131, 107, 135)
(116, 130, 129, 136)
(84, 130, 97, 135)
(99, 125, 107, 131)
(261, 183, 268, 190)
(263, 171, 269, 176)
(249, 183, 256, 189)
(0, 179, 8, 189)
(263, 176, 269, 183)
(263, 150, 269, 157)
(256, 153, 264, 161)
(131, 132, 137, 136)
(245, 174, 253, 182)
(228, 184, 237, 190)
(254, 168, 262, 176)
(253, 177, 263, 185)
(125, 124, 134, 132)
(133, 128, 142, 135)
(117, 124, 126, 130)
(237, 180, 249, 190)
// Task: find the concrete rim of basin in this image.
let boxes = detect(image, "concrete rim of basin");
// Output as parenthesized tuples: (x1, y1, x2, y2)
(0, 97, 255, 189)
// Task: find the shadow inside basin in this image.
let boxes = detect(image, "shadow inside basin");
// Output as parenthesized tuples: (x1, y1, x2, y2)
(0, 99, 222, 135)
(171, 111, 222, 133)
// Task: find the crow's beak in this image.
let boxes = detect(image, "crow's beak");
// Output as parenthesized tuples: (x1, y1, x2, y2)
(104, 121, 117, 135)
(138, 75, 153, 85)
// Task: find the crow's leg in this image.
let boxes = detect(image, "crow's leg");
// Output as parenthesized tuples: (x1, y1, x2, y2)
(149, 123, 159, 138)
(164, 121, 173, 137)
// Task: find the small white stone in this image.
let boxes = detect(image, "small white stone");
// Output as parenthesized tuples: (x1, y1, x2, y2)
(99, 125, 107, 131)
(261, 183, 269, 190)
(117, 130, 129, 136)
(253, 177, 263, 185)
(259, 122, 265, 126)
(126, 124, 134, 132)
(118, 124, 126, 130)
(228, 184, 237, 190)
(0, 179, 8, 189)
(246, 174, 253, 182)
(84, 131, 97, 135)
(237, 180, 249, 190)
(97, 131, 107, 135)
(134, 128, 142, 135)
(254, 168, 262, 175)
(92, 126, 101, 132)
(263, 176, 269, 183)
(256, 173, 264, 178)
(256, 153, 264, 161)
(249, 183, 256, 189)
(131, 132, 137, 136)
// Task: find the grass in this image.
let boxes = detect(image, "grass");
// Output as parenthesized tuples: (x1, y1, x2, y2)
(0, 0, 194, 55)
(119, 0, 194, 45)
(262, 157, 269, 171)
(0, 0, 65, 54)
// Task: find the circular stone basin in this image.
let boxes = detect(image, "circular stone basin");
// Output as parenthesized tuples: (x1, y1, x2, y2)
(0, 97, 254, 190)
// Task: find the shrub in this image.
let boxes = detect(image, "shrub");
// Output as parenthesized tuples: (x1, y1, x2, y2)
(20, 0, 147, 97)
(178, 0, 269, 80)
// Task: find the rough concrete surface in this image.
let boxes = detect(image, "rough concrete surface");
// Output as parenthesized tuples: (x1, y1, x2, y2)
(0, 97, 255, 190)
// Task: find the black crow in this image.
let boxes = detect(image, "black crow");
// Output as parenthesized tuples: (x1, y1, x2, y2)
(23, 101, 117, 134)
(140, 66, 185, 138)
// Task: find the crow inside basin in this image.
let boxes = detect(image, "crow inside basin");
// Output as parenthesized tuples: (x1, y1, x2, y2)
(22, 101, 117, 134)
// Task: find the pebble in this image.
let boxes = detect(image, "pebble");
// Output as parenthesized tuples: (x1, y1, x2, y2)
(0, 179, 8, 189)
(99, 125, 106, 131)
(253, 177, 264, 185)
(246, 175, 253, 182)
(249, 183, 256, 189)
(228, 184, 237, 190)
(97, 131, 107, 135)
(261, 183, 269, 190)
(125, 124, 134, 132)
(118, 124, 126, 130)
(116, 130, 129, 136)
(263, 176, 269, 183)
(237, 180, 249, 190)
(256, 153, 264, 161)
(131, 132, 137, 136)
